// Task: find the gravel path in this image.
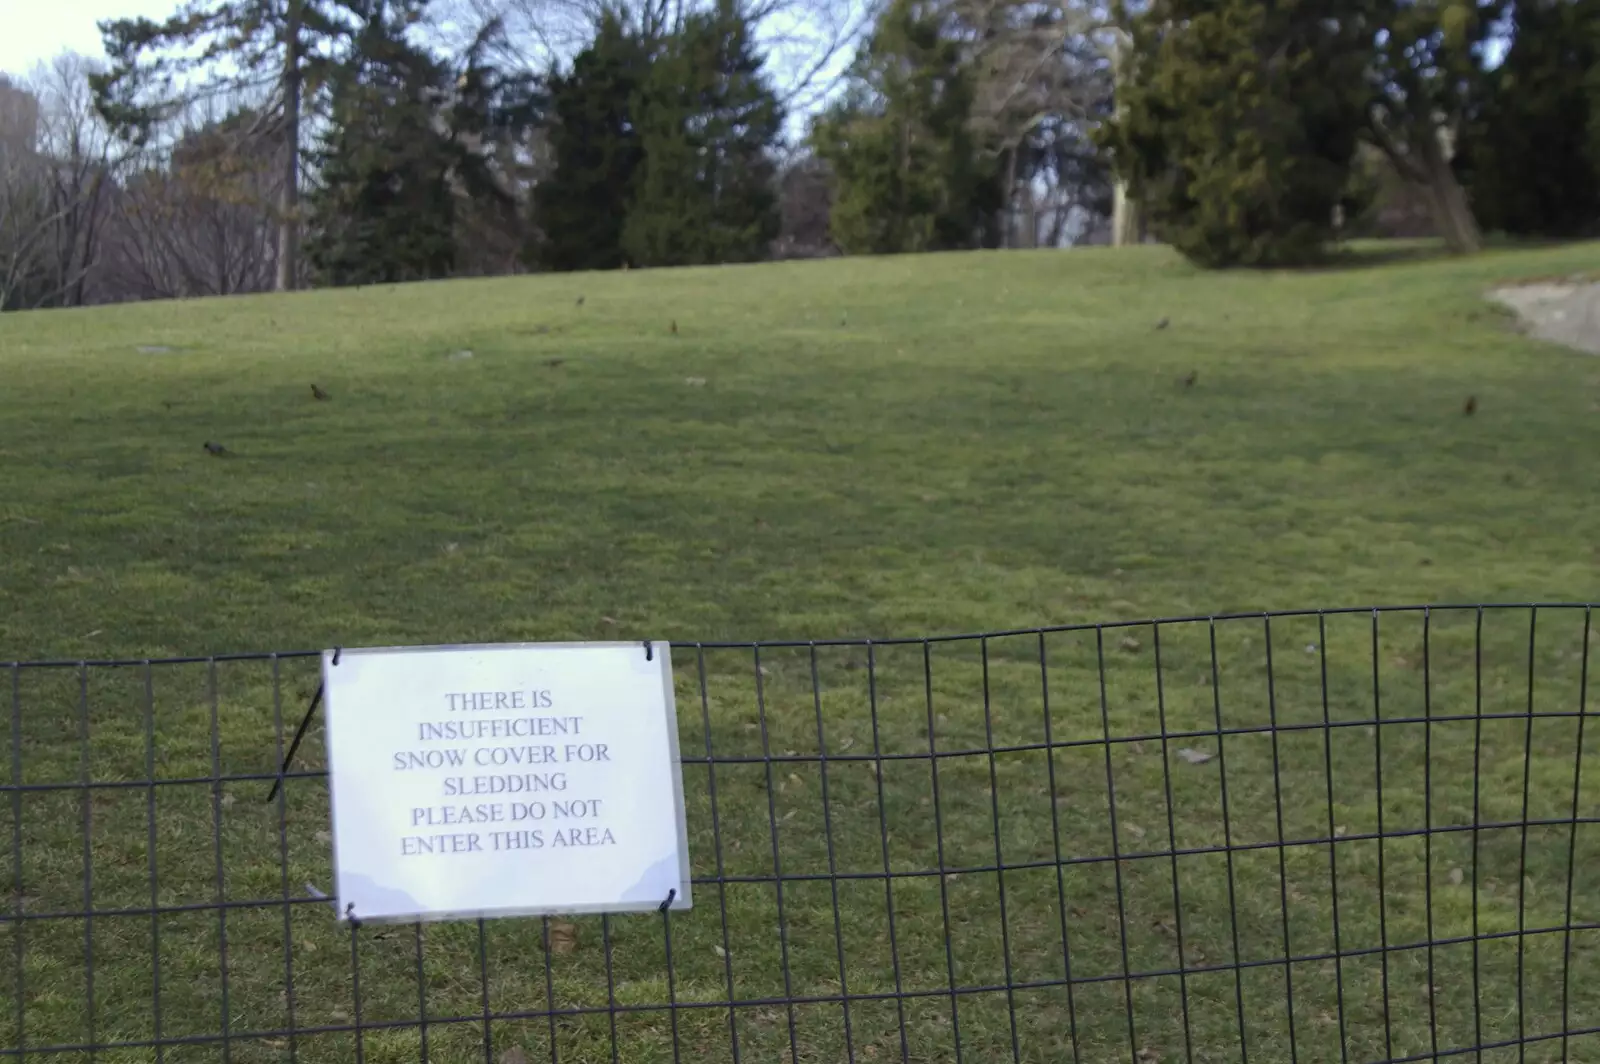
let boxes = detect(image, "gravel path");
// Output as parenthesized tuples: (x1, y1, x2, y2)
(1489, 280, 1600, 355)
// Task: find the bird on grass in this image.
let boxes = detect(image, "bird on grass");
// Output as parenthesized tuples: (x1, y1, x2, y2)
(670, 319, 678, 335)
(311, 383, 331, 401)
(203, 441, 233, 457)
(1182, 371, 1198, 389)
(1464, 395, 1478, 416)
(575, 295, 585, 307)
(545, 358, 566, 368)
(1155, 316, 1170, 330)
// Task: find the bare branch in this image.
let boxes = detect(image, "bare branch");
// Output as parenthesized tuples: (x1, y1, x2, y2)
(0, 54, 141, 310)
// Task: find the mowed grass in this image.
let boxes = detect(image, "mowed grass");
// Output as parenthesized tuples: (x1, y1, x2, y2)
(2, 243, 1600, 1063)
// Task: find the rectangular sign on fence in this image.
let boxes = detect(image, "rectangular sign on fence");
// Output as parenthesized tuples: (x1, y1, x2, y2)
(322, 641, 691, 923)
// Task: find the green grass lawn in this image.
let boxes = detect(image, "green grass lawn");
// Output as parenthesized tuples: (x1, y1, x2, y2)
(2, 243, 1599, 1063)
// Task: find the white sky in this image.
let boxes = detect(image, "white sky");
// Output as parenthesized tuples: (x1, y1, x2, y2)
(0, 0, 173, 79)
(0, 0, 847, 131)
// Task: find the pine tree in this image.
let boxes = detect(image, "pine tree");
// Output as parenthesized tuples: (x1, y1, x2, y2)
(305, 2, 458, 285)
(530, 12, 651, 272)
(1459, 0, 1600, 237)
(1104, 0, 1369, 267)
(809, 0, 1001, 255)
(1591, 8, 1600, 171)
(622, 0, 783, 267)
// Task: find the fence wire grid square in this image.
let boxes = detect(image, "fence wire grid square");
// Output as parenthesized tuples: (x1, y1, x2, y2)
(3, 603, 1599, 1064)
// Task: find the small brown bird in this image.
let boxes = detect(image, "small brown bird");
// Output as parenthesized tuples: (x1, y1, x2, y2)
(1183, 370, 1198, 389)
(311, 383, 331, 401)
(1464, 395, 1478, 416)
(670, 319, 677, 335)
(1155, 316, 1170, 330)
(575, 295, 585, 307)
(545, 358, 566, 368)
(202, 441, 232, 457)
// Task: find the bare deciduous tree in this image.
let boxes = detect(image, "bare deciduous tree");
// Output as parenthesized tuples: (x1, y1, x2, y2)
(939, 0, 1114, 245)
(32, 54, 124, 306)
(0, 55, 129, 310)
(98, 112, 282, 301)
(0, 150, 55, 310)
(443, 0, 874, 116)
(773, 150, 836, 257)
(93, 0, 370, 292)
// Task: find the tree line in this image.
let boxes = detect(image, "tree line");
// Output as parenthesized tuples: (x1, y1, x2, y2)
(0, 0, 1595, 310)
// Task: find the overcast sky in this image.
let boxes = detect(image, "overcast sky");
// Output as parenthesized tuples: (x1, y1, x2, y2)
(0, 0, 851, 127)
(0, 0, 174, 79)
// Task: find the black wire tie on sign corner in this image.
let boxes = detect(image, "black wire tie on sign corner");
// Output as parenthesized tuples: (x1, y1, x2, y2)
(659, 888, 676, 913)
(644, 640, 653, 661)
(264, 646, 340, 803)
(266, 680, 323, 803)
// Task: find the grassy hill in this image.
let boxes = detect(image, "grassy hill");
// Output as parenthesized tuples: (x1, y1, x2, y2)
(3, 243, 1600, 1064)
(2, 243, 1598, 660)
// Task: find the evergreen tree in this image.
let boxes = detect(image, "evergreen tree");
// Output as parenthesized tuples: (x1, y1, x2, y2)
(1104, 0, 1369, 267)
(305, 1, 459, 285)
(622, 0, 783, 267)
(1459, 0, 1600, 237)
(1591, 9, 1600, 169)
(530, 12, 651, 272)
(809, 0, 1001, 255)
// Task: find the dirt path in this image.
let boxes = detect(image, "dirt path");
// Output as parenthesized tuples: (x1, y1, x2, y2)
(1489, 279, 1600, 355)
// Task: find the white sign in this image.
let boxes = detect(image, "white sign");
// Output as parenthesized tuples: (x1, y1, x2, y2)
(322, 641, 691, 923)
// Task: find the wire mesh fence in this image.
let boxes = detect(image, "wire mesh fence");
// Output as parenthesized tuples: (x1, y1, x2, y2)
(2, 603, 1598, 1063)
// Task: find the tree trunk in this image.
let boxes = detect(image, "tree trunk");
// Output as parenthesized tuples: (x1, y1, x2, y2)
(1111, 178, 1140, 246)
(275, 0, 302, 292)
(1107, 28, 1140, 247)
(1418, 127, 1480, 255)
(1369, 106, 1482, 256)
(999, 145, 1018, 249)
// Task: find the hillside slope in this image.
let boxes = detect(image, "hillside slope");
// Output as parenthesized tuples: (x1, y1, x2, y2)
(2, 243, 1598, 659)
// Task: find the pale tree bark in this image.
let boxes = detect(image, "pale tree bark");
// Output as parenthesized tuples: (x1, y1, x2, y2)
(1107, 26, 1138, 246)
(1416, 123, 1480, 255)
(1367, 101, 1481, 255)
(1111, 177, 1140, 246)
